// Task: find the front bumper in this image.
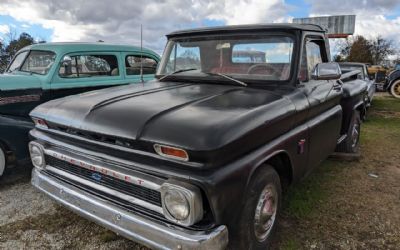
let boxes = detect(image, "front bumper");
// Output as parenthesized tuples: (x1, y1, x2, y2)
(31, 168, 228, 250)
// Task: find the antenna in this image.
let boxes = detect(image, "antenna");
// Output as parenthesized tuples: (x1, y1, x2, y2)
(140, 24, 144, 83)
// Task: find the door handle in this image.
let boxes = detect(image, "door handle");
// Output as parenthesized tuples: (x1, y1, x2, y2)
(333, 84, 342, 91)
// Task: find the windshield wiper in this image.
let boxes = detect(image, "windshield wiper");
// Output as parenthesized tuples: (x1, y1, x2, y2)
(158, 68, 198, 81)
(206, 72, 247, 87)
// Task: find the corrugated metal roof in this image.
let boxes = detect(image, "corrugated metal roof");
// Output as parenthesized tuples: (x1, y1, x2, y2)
(293, 15, 356, 35)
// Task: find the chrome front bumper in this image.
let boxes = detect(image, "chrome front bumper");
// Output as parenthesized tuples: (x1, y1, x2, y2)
(31, 168, 228, 250)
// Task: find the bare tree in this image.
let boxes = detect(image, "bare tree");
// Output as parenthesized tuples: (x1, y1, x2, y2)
(333, 35, 396, 65)
(370, 36, 395, 65)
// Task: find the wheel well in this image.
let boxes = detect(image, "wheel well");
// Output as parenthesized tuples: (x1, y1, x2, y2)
(355, 101, 366, 120)
(264, 152, 293, 190)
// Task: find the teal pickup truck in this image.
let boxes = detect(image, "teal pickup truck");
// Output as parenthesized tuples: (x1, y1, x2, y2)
(0, 42, 160, 177)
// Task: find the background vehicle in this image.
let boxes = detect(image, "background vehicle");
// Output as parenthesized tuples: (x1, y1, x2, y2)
(0, 42, 160, 177)
(367, 64, 388, 77)
(385, 68, 400, 98)
(29, 24, 366, 249)
(339, 62, 375, 107)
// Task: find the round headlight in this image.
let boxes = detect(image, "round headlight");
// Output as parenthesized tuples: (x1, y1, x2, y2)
(29, 143, 45, 169)
(164, 189, 190, 221)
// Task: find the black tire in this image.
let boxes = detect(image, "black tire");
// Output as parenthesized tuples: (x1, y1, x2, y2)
(390, 80, 400, 99)
(0, 146, 6, 179)
(230, 166, 281, 250)
(337, 110, 361, 153)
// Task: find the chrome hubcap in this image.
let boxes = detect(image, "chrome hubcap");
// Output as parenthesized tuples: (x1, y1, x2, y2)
(351, 123, 359, 148)
(254, 184, 278, 242)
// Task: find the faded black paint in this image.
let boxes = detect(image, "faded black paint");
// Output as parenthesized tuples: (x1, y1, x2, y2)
(29, 25, 365, 233)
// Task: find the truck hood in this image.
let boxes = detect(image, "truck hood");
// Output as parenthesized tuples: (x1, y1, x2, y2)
(31, 81, 295, 151)
(0, 73, 42, 91)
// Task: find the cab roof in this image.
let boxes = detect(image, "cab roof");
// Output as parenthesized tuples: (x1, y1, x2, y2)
(20, 42, 158, 56)
(167, 23, 325, 38)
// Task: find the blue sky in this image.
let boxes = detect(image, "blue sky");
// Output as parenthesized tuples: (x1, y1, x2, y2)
(0, 15, 52, 42)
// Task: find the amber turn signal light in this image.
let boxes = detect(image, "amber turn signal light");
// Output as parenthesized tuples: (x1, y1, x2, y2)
(154, 144, 189, 161)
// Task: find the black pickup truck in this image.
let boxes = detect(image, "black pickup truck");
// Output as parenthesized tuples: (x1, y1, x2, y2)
(29, 24, 367, 249)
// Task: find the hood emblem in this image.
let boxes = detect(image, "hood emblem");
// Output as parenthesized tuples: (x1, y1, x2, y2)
(91, 172, 102, 182)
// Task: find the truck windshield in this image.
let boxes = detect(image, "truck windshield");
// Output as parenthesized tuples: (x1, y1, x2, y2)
(19, 50, 56, 75)
(157, 35, 294, 82)
(7, 51, 29, 73)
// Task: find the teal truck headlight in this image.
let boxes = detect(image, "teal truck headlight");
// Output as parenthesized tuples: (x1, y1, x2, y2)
(161, 180, 203, 226)
(29, 142, 45, 169)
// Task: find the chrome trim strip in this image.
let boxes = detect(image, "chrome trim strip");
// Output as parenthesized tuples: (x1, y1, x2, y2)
(32, 168, 229, 250)
(337, 134, 347, 144)
(34, 127, 202, 168)
(46, 165, 164, 215)
(30, 129, 196, 180)
(43, 148, 162, 191)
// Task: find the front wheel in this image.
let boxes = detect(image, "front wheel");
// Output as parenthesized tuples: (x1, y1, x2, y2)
(390, 80, 400, 99)
(337, 110, 361, 153)
(231, 166, 281, 250)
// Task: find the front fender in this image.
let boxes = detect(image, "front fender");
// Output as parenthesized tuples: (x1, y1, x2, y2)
(188, 122, 308, 228)
(0, 115, 34, 162)
(386, 71, 400, 90)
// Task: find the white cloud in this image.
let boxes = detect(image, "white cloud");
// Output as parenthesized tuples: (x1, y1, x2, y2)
(208, 0, 288, 25)
(0, 24, 10, 34)
(306, 0, 400, 51)
(0, 0, 291, 53)
(0, 0, 399, 55)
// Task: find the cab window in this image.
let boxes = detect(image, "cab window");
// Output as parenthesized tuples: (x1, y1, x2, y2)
(125, 55, 158, 75)
(59, 54, 119, 78)
(299, 39, 325, 81)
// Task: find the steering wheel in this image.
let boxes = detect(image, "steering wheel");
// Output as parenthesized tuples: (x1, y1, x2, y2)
(247, 64, 278, 76)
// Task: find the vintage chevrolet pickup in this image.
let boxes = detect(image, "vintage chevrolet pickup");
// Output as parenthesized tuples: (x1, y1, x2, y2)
(29, 24, 367, 249)
(0, 43, 160, 177)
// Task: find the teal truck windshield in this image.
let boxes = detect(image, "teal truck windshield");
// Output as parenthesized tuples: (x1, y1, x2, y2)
(157, 36, 294, 81)
(7, 51, 29, 73)
(20, 50, 56, 75)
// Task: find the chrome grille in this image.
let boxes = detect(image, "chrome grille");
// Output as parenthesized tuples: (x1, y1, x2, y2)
(45, 155, 162, 206)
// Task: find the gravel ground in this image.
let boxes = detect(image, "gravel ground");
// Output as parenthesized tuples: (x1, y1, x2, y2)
(0, 94, 398, 249)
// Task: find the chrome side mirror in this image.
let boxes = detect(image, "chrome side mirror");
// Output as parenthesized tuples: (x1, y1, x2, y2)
(312, 62, 342, 80)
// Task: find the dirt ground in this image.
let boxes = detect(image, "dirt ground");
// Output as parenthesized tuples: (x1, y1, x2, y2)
(0, 94, 399, 249)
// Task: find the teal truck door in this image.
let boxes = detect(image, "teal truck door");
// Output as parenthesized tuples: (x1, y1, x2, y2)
(0, 50, 55, 117)
(49, 52, 128, 99)
(122, 52, 159, 82)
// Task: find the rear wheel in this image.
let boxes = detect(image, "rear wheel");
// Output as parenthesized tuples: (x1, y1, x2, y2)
(231, 167, 281, 250)
(390, 80, 400, 99)
(0, 147, 6, 177)
(337, 110, 361, 153)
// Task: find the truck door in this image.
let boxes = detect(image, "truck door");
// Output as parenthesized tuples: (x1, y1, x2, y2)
(50, 52, 127, 100)
(299, 38, 342, 170)
(122, 52, 159, 83)
(0, 50, 47, 117)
